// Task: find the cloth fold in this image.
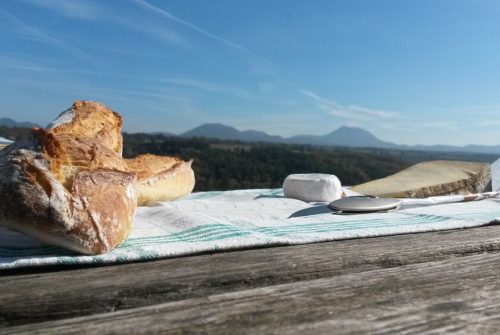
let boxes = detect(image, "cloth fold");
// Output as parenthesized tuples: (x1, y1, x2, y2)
(1, 188, 500, 269)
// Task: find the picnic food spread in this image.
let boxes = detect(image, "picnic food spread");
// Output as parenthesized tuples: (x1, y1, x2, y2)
(0, 101, 195, 255)
(0, 102, 497, 257)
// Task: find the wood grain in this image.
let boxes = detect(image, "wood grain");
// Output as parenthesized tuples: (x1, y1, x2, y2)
(5, 251, 500, 334)
(1, 225, 500, 327)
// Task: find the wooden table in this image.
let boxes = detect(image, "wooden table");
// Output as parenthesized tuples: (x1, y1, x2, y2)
(2, 225, 500, 334)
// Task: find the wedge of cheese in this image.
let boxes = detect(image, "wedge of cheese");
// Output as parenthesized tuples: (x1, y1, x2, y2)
(351, 160, 491, 198)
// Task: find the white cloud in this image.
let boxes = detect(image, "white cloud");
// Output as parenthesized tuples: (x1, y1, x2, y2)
(131, 0, 251, 54)
(20, 0, 270, 65)
(0, 10, 99, 64)
(0, 55, 57, 72)
(20, 0, 190, 48)
(420, 104, 500, 115)
(476, 119, 500, 127)
(413, 121, 459, 131)
(259, 82, 275, 92)
(164, 78, 253, 99)
(298, 88, 400, 122)
(347, 104, 397, 118)
(20, 0, 100, 19)
(135, 24, 192, 48)
(298, 88, 463, 133)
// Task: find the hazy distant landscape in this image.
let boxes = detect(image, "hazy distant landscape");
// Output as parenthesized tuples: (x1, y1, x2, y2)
(180, 123, 500, 155)
(1, 120, 497, 192)
(3, 117, 500, 155)
(123, 134, 497, 191)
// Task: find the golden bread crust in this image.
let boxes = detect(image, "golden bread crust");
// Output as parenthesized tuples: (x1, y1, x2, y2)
(125, 154, 181, 180)
(125, 155, 195, 205)
(33, 129, 127, 188)
(70, 169, 136, 254)
(0, 101, 137, 254)
(0, 100, 195, 254)
(49, 100, 123, 155)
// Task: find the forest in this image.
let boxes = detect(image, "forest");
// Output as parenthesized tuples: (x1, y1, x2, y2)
(0, 126, 497, 192)
(121, 133, 497, 191)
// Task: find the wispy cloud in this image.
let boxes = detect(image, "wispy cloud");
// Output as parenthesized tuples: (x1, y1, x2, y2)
(221, 112, 319, 137)
(2, 76, 190, 102)
(299, 89, 399, 121)
(413, 121, 459, 131)
(20, 0, 100, 19)
(297, 88, 462, 133)
(165, 78, 253, 99)
(476, 119, 500, 127)
(259, 82, 275, 92)
(0, 10, 99, 64)
(20, 0, 270, 64)
(422, 104, 500, 117)
(0, 55, 57, 72)
(131, 0, 251, 54)
(135, 24, 191, 47)
(21, 0, 190, 48)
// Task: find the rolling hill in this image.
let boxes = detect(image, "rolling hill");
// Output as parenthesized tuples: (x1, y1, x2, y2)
(181, 123, 500, 155)
(181, 123, 284, 143)
(287, 126, 396, 148)
(0, 117, 40, 128)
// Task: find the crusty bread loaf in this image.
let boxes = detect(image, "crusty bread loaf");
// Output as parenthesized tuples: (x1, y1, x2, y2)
(0, 101, 195, 254)
(0, 101, 194, 254)
(48, 100, 123, 154)
(0, 101, 137, 254)
(33, 130, 128, 189)
(125, 154, 195, 205)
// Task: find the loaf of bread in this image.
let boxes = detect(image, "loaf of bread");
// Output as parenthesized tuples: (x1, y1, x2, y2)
(125, 154, 195, 206)
(0, 101, 195, 254)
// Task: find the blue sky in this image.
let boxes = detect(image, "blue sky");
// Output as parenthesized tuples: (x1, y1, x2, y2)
(1, 0, 500, 145)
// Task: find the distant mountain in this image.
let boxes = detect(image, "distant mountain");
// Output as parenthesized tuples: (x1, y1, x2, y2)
(0, 117, 40, 128)
(181, 123, 284, 143)
(288, 126, 396, 148)
(182, 124, 395, 148)
(462, 144, 500, 155)
(181, 123, 500, 155)
(410, 144, 500, 155)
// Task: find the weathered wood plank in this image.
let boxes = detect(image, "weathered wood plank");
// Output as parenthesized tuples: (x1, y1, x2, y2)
(5, 252, 500, 334)
(1, 225, 500, 327)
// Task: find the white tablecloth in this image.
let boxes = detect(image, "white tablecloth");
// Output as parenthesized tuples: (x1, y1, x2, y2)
(1, 189, 500, 269)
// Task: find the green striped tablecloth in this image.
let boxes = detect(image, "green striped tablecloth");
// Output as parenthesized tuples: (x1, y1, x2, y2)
(1, 189, 500, 269)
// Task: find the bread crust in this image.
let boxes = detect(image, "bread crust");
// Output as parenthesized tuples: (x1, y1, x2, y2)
(0, 101, 137, 254)
(0, 100, 195, 254)
(125, 154, 195, 205)
(48, 100, 123, 155)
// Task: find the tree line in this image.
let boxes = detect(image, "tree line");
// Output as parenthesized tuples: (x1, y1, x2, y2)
(122, 133, 497, 191)
(0, 126, 496, 191)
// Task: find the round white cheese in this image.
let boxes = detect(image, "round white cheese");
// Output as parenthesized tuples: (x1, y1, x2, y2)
(283, 174, 342, 202)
